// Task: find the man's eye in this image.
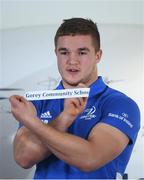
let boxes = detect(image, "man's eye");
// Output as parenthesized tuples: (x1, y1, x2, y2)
(79, 51, 87, 55)
(60, 51, 68, 55)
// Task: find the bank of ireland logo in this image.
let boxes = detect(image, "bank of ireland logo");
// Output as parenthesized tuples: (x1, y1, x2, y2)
(80, 106, 96, 120)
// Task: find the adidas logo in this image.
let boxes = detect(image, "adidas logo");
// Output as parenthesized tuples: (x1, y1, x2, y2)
(40, 111, 52, 119)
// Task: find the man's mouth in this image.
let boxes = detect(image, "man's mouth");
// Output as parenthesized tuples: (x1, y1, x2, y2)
(67, 67, 80, 73)
(67, 69, 80, 76)
(69, 69, 78, 72)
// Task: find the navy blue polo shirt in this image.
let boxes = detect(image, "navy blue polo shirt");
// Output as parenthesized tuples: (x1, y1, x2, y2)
(32, 76, 140, 179)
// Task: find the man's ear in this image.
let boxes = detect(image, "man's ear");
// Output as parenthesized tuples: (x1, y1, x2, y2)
(95, 49, 102, 64)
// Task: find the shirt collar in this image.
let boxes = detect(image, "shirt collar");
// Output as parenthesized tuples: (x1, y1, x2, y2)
(88, 76, 107, 97)
(56, 76, 107, 98)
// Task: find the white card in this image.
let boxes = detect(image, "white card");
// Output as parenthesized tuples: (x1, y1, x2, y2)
(24, 88, 90, 101)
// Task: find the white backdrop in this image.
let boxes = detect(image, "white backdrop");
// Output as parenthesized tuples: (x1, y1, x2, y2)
(0, 23, 143, 178)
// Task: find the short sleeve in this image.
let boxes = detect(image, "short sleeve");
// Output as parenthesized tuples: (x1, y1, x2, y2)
(101, 94, 140, 144)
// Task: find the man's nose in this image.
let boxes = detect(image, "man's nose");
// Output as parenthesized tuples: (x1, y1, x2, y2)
(68, 53, 79, 64)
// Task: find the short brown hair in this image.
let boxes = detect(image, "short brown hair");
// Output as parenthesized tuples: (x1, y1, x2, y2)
(54, 18, 100, 51)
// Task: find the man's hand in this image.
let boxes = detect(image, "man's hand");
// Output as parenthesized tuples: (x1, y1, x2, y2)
(64, 97, 87, 117)
(58, 83, 88, 129)
(64, 83, 88, 117)
(51, 83, 88, 130)
(9, 95, 37, 124)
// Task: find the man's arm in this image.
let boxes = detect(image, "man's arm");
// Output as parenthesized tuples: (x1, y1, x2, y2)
(13, 127, 49, 169)
(13, 104, 78, 169)
(20, 116, 129, 171)
(10, 95, 129, 171)
(11, 94, 87, 169)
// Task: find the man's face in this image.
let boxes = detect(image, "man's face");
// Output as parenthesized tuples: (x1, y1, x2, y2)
(55, 35, 102, 88)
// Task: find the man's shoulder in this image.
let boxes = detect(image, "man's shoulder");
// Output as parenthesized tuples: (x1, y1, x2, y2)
(100, 86, 139, 109)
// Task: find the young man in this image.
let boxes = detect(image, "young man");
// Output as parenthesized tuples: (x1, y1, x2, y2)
(9, 18, 140, 179)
